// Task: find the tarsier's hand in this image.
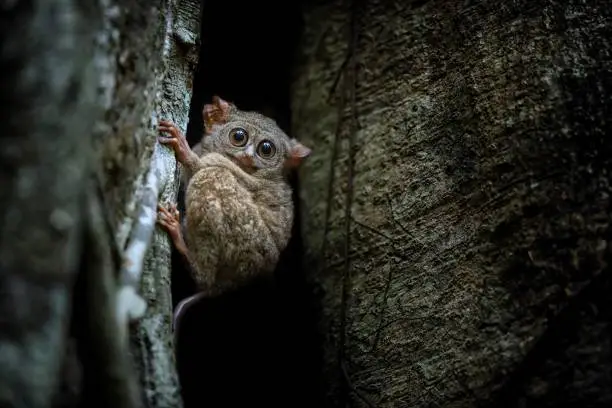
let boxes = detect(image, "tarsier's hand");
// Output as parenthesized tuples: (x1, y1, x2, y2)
(157, 203, 188, 256)
(158, 120, 192, 165)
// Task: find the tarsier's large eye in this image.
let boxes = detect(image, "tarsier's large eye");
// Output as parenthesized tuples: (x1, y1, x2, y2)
(229, 128, 248, 147)
(256, 140, 276, 158)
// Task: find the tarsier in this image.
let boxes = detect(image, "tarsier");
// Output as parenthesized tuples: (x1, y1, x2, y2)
(156, 96, 311, 330)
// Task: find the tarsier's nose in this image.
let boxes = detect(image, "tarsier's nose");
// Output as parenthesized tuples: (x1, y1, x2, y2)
(234, 153, 255, 169)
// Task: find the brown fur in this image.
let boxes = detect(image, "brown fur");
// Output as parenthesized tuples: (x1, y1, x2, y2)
(157, 96, 311, 299)
(184, 153, 293, 295)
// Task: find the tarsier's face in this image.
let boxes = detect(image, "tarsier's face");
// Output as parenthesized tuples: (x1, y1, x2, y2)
(200, 96, 311, 178)
(206, 114, 298, 176)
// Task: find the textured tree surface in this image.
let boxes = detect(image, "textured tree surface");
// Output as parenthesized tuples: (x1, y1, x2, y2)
(0, 0, 200, 407)
(88, 0, 201, 406)
(292, 0, 612, 406)
(108, 1, 200, 406)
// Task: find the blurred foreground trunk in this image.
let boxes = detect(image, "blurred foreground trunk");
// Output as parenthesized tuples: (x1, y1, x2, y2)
(0, 1, 200, 407)
(292, 0, 612, 406)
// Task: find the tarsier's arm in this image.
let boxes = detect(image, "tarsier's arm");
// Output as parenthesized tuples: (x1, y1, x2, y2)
(158, 120, 201, 182)
(162, 95, 240, 175)
(158, 96, 228, 174)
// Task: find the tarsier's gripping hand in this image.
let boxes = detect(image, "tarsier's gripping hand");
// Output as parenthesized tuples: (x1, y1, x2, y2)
(158, 120, 200, 178)
(157, 203, 188, 257)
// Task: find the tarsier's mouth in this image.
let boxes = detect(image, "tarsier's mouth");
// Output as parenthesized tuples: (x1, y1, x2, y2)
(229, 153, 257, 174)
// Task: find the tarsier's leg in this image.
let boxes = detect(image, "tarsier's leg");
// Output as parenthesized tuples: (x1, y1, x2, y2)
(156, 203, 205, 333)
(157, 120, 201, 180)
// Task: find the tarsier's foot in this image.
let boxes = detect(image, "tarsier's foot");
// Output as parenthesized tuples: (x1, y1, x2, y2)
(158, 120, 192, 164)
(157, 203, 188, 256)
(172, 292, 208, 333)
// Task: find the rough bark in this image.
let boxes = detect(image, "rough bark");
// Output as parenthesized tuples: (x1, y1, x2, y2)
(291, 0, 612, 407)
(94, 0, 200, 406)
(0, 0, 201, 407)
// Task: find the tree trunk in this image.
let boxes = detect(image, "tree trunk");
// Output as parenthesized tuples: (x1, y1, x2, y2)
(291, 0, 612, 407)
(0, 1, 102, 407)
(117, 1, 200, 406)
(0, 0, 201, 407)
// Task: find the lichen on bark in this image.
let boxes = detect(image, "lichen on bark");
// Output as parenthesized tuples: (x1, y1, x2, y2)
(97, 0, 201, 406)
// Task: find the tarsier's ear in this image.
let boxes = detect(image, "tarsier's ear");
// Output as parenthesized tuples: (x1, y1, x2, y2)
(286, 139, 312, 168)
(203, 95, 232, 133)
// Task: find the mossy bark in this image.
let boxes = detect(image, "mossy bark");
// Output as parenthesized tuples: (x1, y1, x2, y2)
(292, 0, 612, 406)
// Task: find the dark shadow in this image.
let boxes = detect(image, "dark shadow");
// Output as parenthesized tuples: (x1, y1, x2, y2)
(171, 1, 325, 407)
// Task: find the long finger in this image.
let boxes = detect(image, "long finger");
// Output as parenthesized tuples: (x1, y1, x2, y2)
(159, 123, 180, 135)
(166, 208, 180, 223)
(158, 127, 176, 137)
(158, 213, 178, 226)
(158, 137, 178, 146)
(159, 122, 178, 132)
(157, 206, 171, 216)
(157, 218, 170, 228)
(158, 220, 180, 234)
(158, 134, 176, 141)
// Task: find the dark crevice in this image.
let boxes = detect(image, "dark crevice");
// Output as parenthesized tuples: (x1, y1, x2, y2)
(171, 1, 325, 407)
